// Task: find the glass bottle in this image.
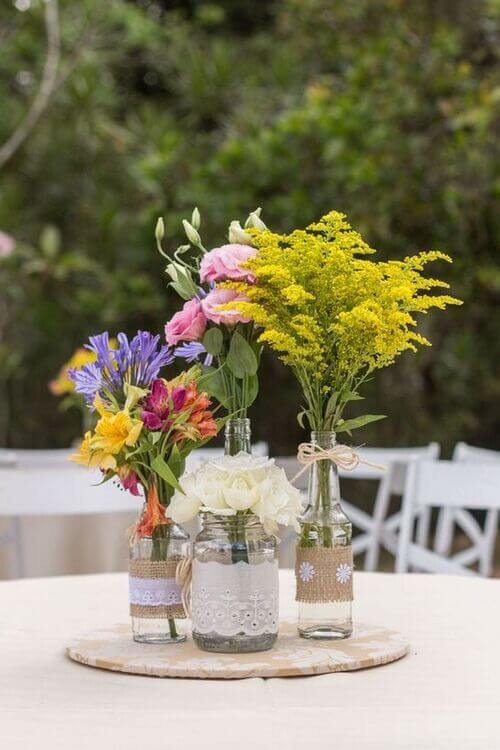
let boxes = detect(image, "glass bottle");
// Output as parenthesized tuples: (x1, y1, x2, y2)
(192, 513, 279, 653)
(296, 431, 353, 639)
(224, 417, 251, 456)
(129, 500, 190, 644)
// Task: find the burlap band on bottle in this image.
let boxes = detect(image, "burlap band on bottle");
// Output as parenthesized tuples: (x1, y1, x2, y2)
(295, 546, 354, 604)
(129, 558, 187, 619)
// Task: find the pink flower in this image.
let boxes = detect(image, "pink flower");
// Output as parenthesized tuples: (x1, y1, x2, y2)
(201, 288, 251, 326)
(200, 243, 257, 284)
(0, 231, 15, 258)
(165, 298, 207, 346)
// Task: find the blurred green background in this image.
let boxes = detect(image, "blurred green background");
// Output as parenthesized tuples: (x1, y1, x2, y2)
(0, 0, 499, 455)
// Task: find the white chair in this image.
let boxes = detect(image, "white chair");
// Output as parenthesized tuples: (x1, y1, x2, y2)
(396, 460, 500, 575)
(338, 444, 440, 570)
(275, 443, 439, 570)
(434, 443, 500, 576)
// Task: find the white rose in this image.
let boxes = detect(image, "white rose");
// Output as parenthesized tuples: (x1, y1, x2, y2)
(223, 476, 260, 511)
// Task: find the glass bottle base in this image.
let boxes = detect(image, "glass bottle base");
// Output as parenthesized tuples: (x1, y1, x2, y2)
(192, 630, 277, 653)
(131, 616, 186, 644)
(298, 623, 352, 640)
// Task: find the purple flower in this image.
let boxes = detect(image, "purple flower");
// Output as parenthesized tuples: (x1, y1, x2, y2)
(174, 341, 213, 367)
(69, 330, 174, 407)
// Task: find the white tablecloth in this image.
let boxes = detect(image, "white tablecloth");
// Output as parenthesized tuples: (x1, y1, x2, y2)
(1, 570, 499, 749)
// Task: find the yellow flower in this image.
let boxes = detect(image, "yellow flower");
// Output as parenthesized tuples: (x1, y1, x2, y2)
(69, 431, 115, 471)
(228, 210, 462, 429)
(91, 397, 143, 459)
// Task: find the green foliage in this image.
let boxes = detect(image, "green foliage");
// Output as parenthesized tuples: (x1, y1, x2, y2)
(0, 0, 499, 452)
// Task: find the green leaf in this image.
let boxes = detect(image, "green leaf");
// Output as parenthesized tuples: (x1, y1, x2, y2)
(243, 372, 259, 408)
(202, 327, 223, 356)
(167, 443, 185, 479)
(340, 390, 364, 402)
(226, 332, 258, 378)
(198, 366, 231, 407)
(297, 409, 308, 429)
(151, 455, 184, 494)
(336, 414, 386, 434)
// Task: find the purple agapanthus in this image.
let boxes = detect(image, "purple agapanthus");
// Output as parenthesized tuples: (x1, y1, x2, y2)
(174, 341, 213, 367)
(69, 331, 174, 407)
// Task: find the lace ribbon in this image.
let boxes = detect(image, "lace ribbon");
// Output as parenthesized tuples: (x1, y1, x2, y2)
(292, 442, 385, 483)
(175, 556, 193, 617)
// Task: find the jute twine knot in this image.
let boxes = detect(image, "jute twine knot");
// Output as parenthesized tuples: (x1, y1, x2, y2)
(292, 442, 385, 483)
(176, 556, 193, 617)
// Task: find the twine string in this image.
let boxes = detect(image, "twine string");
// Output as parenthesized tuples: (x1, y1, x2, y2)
(176, 556, 193, 617)
(292, 442, 385, 483)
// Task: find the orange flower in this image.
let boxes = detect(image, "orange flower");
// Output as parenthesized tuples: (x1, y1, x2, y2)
(135, 483, 170, 538)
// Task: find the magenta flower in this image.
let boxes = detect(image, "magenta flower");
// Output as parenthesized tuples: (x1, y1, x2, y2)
(200, 243, 257, 284)
(165, 298, 207, 346)
(142, 379, 187, 432)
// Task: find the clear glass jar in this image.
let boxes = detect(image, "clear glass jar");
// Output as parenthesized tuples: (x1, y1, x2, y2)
(192, 514, 279, 653)
(129, 516, 190, 644)
(296, 431, 353, 639)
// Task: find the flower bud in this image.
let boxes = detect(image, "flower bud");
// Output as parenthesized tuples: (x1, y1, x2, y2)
(191, 206, 201, 230)
(182, 219, 201, 246)
(245, 208, 267, 230)
(228, 220, 253, 245)
(155, 217, 165, 243)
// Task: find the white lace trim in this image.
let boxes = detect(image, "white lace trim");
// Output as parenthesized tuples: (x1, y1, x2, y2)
(191, 559, 279, 637)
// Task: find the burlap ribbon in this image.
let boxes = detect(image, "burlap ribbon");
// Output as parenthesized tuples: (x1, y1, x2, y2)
(129, 557, 192, 619)
(295, 546, 354, 604)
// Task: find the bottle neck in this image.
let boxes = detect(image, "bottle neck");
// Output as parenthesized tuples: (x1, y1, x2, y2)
(224, 418, 251, 456)
(307, 430, 340, 514)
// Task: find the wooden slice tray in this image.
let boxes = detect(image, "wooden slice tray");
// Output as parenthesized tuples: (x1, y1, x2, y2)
(66, 620, 409, 679)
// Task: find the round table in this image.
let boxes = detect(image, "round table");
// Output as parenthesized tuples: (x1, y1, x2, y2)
(1, 570, 498, 749)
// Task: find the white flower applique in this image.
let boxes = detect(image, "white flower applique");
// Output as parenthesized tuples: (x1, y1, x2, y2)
(299, 561, 315, 583)
(336, 563, 352, 584)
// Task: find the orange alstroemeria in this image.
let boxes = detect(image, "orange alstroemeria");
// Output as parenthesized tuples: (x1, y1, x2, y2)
(135, 483, 170, 538)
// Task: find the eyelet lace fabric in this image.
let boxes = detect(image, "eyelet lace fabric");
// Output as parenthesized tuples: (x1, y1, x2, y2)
(192, 559, 279, 637)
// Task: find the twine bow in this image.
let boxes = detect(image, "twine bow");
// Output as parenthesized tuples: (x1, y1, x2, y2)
(292, 442, 385, 484)
(176, 556, 193, 617)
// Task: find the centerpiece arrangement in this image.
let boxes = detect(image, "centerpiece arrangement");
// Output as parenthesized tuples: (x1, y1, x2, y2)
(158, 208, 301, 652)
(69, 330, 219, 644)
(226, 210, 461, 639)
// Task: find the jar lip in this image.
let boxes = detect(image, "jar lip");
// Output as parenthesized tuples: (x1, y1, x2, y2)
(200, 511, 262, 528)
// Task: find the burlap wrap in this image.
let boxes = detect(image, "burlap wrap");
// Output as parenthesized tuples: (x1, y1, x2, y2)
(295, 546, 354, 603)
(129, 557, 187, 620)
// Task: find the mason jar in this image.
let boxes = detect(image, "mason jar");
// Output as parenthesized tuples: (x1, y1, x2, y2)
(191, 513, 279, 653)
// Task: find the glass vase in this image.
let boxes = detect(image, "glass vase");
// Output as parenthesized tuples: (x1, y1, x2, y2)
(296, 431, 353, 639)
(129, 509, 190, 644)
(192, 513, 279, 653)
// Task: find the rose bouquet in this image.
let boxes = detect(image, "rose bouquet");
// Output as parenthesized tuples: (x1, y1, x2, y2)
(157, 207, 267, 418)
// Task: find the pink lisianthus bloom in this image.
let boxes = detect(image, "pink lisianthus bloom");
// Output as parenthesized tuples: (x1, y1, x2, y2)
(0, 231, 16, 258)
(117, 465, 141, 496)
(200, 243, 257, 284)
(165, 298, 207, 346)
(142, 379, 187, 432)
(201, 288, 251, 326)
